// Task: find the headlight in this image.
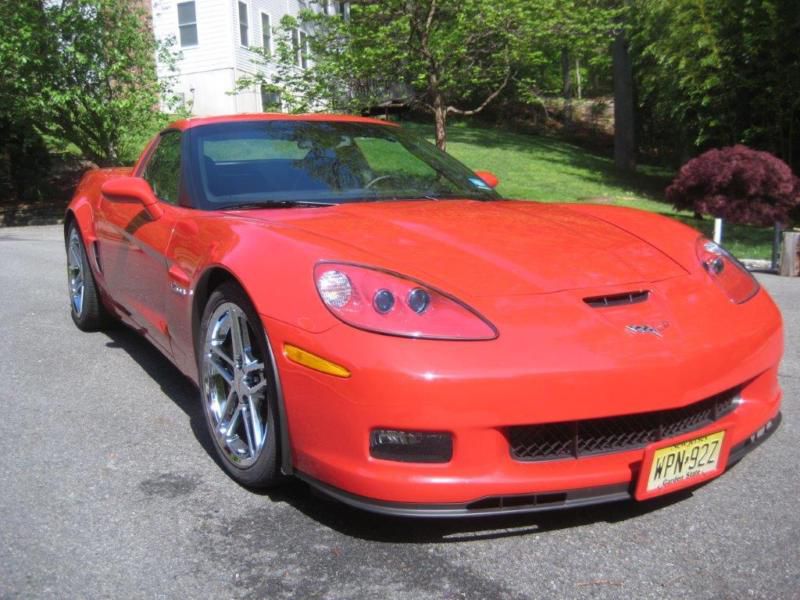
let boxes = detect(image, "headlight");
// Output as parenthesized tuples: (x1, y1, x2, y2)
(314, 262, 497, 340)
(695, 237, 760, 304)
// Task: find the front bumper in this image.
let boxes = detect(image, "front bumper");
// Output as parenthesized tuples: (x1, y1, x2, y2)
(264, 280, 784, 512)
(295, 412, 781, 517)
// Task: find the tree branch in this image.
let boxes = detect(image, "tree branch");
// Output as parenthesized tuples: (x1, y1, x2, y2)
(424, 0, 437, 36)
(447, 69, 512, 116)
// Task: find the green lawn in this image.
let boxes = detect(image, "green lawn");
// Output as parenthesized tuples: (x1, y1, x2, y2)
(403, 121, 774, 260)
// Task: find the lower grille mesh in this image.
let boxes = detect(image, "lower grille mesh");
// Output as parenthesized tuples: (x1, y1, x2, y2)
(509, 389, 738, 461)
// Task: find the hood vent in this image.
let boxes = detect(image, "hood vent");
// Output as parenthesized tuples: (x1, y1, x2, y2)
(583, 290, 650, 308)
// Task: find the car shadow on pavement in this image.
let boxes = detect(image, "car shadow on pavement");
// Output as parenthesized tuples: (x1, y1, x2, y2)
(103, 324, 695, 543)
(258, 480, 693, 543)
(103, 326, 227, 474)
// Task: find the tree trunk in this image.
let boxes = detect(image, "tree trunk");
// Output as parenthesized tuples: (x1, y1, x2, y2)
(779, 230, 800, 277)
(575, 57, 582, 100)
(561, 48, 573, 125)
(772, 222, 783, 271)
(613, 28, 635, 171)
(433, 95, 447, 151)
(561, 48, 572, 98)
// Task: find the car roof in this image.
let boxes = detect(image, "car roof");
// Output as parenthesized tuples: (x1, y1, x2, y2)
(168, 113, 398, 131)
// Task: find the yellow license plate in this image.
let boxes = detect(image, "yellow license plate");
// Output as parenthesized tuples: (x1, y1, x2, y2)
(640, 430, 727, 498)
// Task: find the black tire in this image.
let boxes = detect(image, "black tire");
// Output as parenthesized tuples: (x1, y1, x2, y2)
(65, 222, 110, 331)
(197, 281, 281, 489)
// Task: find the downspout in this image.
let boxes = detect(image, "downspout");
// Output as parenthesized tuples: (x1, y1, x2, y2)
(230, 0, 239, 112)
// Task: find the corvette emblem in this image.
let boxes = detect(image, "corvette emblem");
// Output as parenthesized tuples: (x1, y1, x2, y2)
(626, 323, 668, 337)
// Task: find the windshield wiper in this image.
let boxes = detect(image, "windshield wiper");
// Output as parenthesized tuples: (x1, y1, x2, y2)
(353, 192, 489, 202)
(221, 200, 335, 210)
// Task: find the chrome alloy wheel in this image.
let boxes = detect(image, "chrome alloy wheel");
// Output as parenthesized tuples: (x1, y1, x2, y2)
(67, 228, 85, 316)
(202, 302, 269, 468)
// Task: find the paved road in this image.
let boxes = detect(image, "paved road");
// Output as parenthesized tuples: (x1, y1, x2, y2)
(1, 225, 798, 600)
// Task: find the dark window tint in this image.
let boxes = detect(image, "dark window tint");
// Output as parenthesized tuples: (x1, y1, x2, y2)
(291, 29, 300, 65)
(239, 2, 249, 46)
(261, 13, 271, 55)
(300, 31, 308, 69)
(143, 132, 182, 205)
(261, 86, 281, 111)
(189, 120, 500, 208)
(178, 1, 198, 47)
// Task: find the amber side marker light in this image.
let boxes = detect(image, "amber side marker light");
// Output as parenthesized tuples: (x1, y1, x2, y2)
(283, 343, 351, 378)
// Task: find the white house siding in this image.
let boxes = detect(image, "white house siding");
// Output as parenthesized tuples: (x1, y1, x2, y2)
(232, 0, 286, 72)
(152, 0, 333, 115)
(228, 0, 282, 112)
(231, 0, 317, 111)
(150, 0, 255, 115)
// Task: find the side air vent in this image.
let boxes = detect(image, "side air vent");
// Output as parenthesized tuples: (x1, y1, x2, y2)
(583, 290, 649, 308)
(92, 241, 103, 273)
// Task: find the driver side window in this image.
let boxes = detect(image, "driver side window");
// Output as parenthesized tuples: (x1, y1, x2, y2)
(143, 131, 182, 205)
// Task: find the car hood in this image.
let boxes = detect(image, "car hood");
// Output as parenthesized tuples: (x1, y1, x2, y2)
(250, 200, 687, 296)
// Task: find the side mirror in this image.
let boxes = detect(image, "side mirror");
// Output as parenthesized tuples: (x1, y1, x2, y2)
(474, 170, 499, 189)
(101, 177, 164, 220)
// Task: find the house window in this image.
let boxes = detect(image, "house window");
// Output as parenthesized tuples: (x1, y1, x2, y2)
(238, 1, 249, 47)
(261, 13, 271, 56)
(177, 1, 198, 47)
(300, 31, 309, 69)
(291, 29, 300, 66)
(261, 86, 281, 111)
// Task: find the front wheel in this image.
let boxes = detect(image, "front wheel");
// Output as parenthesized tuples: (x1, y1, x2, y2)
(66, 223, 110, 331)
(198, 282, 281, 488)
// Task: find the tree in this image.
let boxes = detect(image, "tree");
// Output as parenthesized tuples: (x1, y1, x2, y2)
(501, 0, 619, 132)
(550, 1, 621, 119)
(243, 0, 537, 150)
(380, 0, 527, 149)
(240, 1, 621, 149)
(0, 1, 54, 201)
(237, 11, 380, 115)
(0, 0, 181, 166)
(666, 145, 800, 227)
(613, 15, 635, 171)
(629, 0, 800, 172)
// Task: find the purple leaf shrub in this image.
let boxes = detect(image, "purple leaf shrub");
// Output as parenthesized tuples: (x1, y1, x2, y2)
(666, 145, 800, 226)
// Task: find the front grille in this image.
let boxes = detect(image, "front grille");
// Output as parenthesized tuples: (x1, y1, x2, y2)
(509, 389, 738, 461)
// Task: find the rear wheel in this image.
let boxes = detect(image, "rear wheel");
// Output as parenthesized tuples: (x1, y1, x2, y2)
(198, 282, 280, 488)
(66, 223, 109, 331)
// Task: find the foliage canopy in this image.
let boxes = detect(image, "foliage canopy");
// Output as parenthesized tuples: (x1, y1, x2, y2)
(241, 0, 618, 150)
(0, 0, 180, 166)
(630, 0, 800, 172)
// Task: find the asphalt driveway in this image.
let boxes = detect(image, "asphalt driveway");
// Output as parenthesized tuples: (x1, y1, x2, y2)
(1, 224, 798, 599)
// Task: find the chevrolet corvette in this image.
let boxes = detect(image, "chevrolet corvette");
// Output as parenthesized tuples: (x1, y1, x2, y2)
(65, 114, 783, 516)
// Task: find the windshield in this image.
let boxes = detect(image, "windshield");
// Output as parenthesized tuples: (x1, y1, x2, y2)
(186, 120, 500, 209)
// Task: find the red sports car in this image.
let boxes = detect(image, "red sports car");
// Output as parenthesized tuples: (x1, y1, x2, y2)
(65, 114, 782, 516)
